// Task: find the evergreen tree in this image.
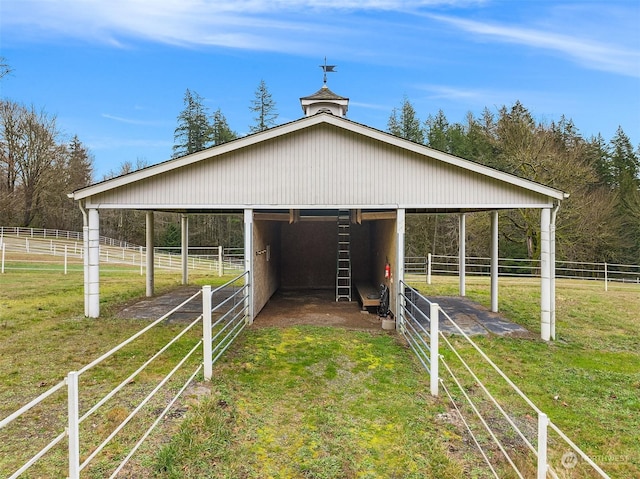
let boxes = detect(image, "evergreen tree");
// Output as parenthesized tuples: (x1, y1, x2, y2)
(51, 136, 93, 230)
(585, 134, 613, 187)
(173, 89, 212, 158)
(211, 109, 237, 145)
(609, 127, 640, 260)
(387, 96, 424, 143)
(424, 109, 449, 151)
(249, 80, 278, 133)
(609, 126, 639, 191)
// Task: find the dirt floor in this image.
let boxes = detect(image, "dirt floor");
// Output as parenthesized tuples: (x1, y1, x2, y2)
(251, 289, 387, 331)
(117, 286, 531, 337)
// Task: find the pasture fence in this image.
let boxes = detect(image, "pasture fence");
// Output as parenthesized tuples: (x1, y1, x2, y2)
(406, 253, 640, 288)
(0, 227, 243, 275)
(0, 273, 250, 478)
(399, 280, 611, 478)
(2, 228, 637, 288)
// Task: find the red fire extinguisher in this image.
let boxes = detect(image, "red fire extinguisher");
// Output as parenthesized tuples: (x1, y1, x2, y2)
(385, 263, 391, 279)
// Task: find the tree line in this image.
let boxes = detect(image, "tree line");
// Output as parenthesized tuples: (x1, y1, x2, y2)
(390, 98, 640, 264)
(1, 57, 638, 263)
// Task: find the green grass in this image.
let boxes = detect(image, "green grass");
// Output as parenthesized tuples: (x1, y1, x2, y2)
(137, 327, 465, 478)
(1, 268, 639, 478)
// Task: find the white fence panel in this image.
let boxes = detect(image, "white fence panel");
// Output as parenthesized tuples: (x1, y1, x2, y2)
(398, 281, 611, 479)
(1, 275, 250, 478)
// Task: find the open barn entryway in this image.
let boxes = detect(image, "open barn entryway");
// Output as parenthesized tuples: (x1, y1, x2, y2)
(250, 209, 401, 322)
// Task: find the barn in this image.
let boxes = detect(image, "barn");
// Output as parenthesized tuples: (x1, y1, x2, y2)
(70, 83, 566, 340)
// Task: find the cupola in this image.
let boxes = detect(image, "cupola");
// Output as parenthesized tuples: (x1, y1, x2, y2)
(300, 60, 349, 117)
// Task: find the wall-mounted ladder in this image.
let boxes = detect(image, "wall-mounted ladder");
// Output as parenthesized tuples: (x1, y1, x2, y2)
(336, 210, 352, 301)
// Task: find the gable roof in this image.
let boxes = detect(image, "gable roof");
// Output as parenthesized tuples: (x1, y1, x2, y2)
(71, 113, 566, 210)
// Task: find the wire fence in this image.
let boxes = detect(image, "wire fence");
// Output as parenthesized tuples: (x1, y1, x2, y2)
(0, 228, 244, 275)
(398, 281, 611, 478)
(0, 274, 250, 478)
(406, 254, 640, 287)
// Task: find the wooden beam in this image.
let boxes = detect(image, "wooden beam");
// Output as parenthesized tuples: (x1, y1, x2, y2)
(254, 212, 290, 222)
(361, 211, 397, 221)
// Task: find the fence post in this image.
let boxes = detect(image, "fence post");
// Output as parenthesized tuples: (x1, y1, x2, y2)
(67, 371, 80, 479)
(203, 286, 212, 381)
(537, 412, 548, 479)
(1, 243, 5, 273)
(218, 246, 223, 277)
(427, 253, 432, 285)
(604, 262, 608, 292)
(430, 303, 439, 396)
(64, 245, 68, 275)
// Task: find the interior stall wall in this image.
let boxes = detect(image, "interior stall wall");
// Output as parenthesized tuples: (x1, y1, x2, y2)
(253, 220, 281, 315)
(371, 219, 397, 315)
(280, 221, 336, 290)
(350, 222, 372, 286)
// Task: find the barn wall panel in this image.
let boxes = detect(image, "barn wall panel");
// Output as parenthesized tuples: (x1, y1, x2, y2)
(91, 124, 548, 208)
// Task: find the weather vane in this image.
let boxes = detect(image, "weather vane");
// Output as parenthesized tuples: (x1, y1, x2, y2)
(320, 57, 336, 85)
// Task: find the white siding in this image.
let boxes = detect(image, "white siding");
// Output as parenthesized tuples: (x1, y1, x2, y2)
(89, 123, 551, 209)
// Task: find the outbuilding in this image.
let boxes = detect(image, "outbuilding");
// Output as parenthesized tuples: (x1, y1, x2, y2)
(70, 83, 566, 340)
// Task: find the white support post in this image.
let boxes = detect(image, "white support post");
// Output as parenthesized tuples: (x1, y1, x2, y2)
(427, 253, 432, 285)
(203, 285, 212, 381)
(604, 262, 608, 292)
(67, 371, 80, 479)
(83, 224, 89, 316)
(540, 208, 551, 341)
(396, 208, 406, 326)
(181, 215, 189, 285)
(64, 244, 68, 275)
(550, 205, 559, 340)
(537, 412, 549, 479)
(1, 243, 5, 273)
(490, 211, 499, 312)
(88, 208, 100, 318)
(430, 303, 439, 397)
(459, 213, 466, 297)
(244, 209, 253, 324)
(218, 245, 223, 277)
(146, 212, 154, 297)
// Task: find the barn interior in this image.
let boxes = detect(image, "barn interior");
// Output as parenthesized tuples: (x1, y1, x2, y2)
(251, 209, 398, 317)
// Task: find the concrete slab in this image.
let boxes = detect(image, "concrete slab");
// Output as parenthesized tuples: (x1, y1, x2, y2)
(116, 287, 530, 337)
(421, 295, 531, 337)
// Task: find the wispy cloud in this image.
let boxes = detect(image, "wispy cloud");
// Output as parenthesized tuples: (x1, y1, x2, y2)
(426, 13, 640, 78)
(415, 83, 570, 121)
(101, 113, 167, 126)
(418, 85, 484, 101)
(87, 136, 173, 151)
(2, 0, 478, 51)
(349, 101, 391, 111)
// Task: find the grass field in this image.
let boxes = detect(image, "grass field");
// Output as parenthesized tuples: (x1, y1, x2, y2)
(0, 267, 638, 478)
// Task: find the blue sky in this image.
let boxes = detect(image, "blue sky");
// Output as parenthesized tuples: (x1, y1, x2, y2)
(1, 0, 639, 179)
